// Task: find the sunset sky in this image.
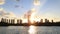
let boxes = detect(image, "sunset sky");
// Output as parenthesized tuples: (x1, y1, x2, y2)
(0, 0, 60, 22)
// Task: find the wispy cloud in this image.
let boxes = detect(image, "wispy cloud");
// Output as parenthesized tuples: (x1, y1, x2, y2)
(0, 8, 16, 18)
(0, 0, 5, 5)
(33, 0, 40, 6)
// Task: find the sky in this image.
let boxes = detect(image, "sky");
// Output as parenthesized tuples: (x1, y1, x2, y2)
(0, 0, 60, 22)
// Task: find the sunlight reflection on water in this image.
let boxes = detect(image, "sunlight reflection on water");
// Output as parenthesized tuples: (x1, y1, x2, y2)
(0, 26, 60, 34)
(28, 25, 37, 34)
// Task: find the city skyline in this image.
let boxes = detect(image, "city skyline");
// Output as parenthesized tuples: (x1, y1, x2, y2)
(0, 17, 60, 26)
(0, 17, 57, 23)
(0, 0, 60, 22)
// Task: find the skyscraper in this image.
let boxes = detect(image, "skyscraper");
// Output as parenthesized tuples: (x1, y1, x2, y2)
(9, 19, 10, 23)
(47, 20, 49, 23)
(17, 19, 20, 24)
(1, 18, 4, 22)
(52, 20, 53, 23)
(40, 19, 43, 23)
(45, 19, 48, 23)
(11, 19, 15, 24)
(20, 19, 22, 24)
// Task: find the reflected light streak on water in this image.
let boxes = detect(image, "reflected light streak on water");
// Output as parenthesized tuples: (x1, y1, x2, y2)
(28, 25, 37, 34)
(0, 26, 60, 34)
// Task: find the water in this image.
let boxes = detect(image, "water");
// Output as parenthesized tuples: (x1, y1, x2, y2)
(0, 26, 60, 34)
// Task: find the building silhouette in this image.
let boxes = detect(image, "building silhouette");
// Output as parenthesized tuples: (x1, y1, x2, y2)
(6, 19, 8, 23)
(20, 19, 22, 24)
(45, 19, 50, 23)
(40, 19, 43, 23)
(47, 20, 49, 23)
(17, 19, 22, 24)
(1, 18, 23, 24)
(17, 19, 20, 24)
(0, 17, 60, 26)
(1, 18, 4, 22)
(9, 19, 10, 23)
(52, 20, 54, 23)
(11, 19, 15, 24)
(45, 19, 48, 23)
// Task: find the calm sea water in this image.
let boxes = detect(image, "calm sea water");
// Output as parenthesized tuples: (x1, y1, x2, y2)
(0, 26, 60, 34)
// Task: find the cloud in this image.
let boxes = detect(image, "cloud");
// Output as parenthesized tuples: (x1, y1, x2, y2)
(15, 0, 20, 2)
(33, 0, 40, 6)
(0, 8, 6, 16)
(6, 12, 16, 18)
(0, 8, 3, 11)
(0, 8, 16, 19)
(31, 8, 36, 12)
(0, 0, 5, 5)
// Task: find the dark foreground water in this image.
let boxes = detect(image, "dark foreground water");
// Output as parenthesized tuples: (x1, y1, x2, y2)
(0, 25, 60, 34)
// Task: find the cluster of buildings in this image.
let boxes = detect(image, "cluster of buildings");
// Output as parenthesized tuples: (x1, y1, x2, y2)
(40, 19, 54, 23)
(1, 18, 22, 24)
(0, 17, 54, 24)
